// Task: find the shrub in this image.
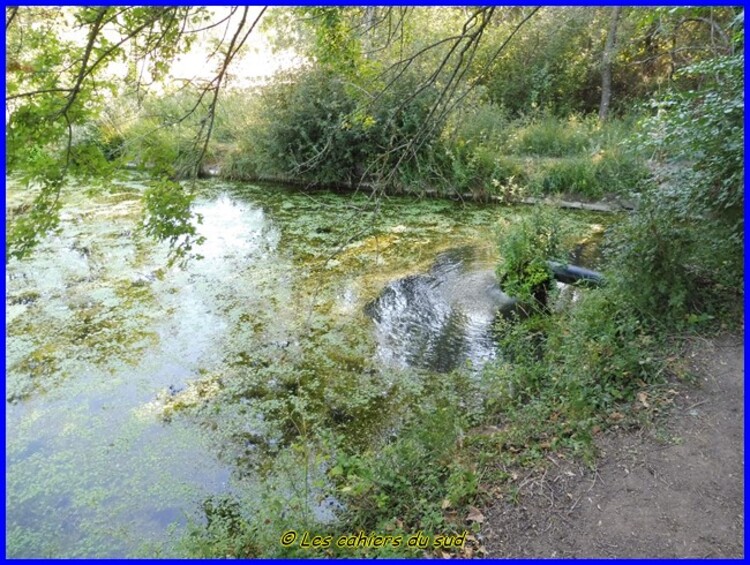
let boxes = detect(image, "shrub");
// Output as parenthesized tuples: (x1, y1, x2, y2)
(552, 285, 660, 411)
(485, 277, 665, 467)
(332, 403, 473, 534)
(635, 51, 743, 296)
(221, 148, 260, 181)
(255, 67, 443, 188)
(489, 156, 529, 197)
(605, 193, 708, 328)
(255, 68, 359, 184)
(496, 207, 568, 308)
(180, 495, 260, 558)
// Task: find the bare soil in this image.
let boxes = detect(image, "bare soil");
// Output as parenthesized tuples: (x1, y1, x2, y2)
(482, 334, 744, 558)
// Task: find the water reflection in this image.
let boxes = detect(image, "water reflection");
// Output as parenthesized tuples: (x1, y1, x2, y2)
(5, 190, 276, 557)
(366, 247, 515, 373)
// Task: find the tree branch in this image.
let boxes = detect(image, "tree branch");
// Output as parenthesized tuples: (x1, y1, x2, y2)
(54, 7, 109, 119)
(194, 6, 267, 176)
(373, 7, 541, 192)
(6, 6, 18, 30)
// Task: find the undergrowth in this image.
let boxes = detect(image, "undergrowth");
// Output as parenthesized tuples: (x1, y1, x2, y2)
(109, 85, 650, 202)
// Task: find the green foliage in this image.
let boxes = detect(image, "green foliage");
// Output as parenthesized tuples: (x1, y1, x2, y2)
(496, 207, 567, 305)
(481, 8, 608, 116)
(210, 91, 264, 179)
(552, 286, 660, 409)
(5, 7, 206, 260)
(304, 8, 363, 76)
(332, 403, 474, 534)
(641, 53, 744, 221)
(256, 68, 362, 184)
(439, 103, 523, 197)
(6, 181, 63, 261)
(435, 107, 648, 199)
(531, 157, 599, 197)
(250, 66, 443, 188)
(222, 149, 260, 181)
(447, 102, 511, 149)
(485, 201, 667, 458)
(481, 7, 740, 117)
(590, 145, 650, 195)
(487, 281, 662, 456)
(636, 51, 743, 292)
(494, 114, 650, 199)
(506, 115, 590, 157)
(622, 28, 744, 320)
(67, 123, 119, 175)
(180, 495, 260, 558)
(443, 144, 503, 195)
(606, 196, 698, 326)
(117, 91, 209, 179)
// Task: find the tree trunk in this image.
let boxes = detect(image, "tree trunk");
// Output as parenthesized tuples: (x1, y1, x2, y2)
(599, 7, 622, 122)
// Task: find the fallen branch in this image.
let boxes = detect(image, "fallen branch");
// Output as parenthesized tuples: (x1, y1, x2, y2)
(517, 196, 636, 213)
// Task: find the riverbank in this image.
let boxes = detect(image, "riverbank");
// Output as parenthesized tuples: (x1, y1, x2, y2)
(483, 333, 744, 558)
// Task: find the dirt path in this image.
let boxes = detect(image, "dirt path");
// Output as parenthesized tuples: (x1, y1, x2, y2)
(483, 334, 744, 558)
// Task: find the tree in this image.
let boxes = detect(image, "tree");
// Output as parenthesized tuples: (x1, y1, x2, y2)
(266, 6, 541, 189)
(6, 6, 264, 264)
(599, 7, 622, 121)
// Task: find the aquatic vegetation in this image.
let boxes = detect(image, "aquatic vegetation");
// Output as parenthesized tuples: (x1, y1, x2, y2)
(5, 177, 608, 557)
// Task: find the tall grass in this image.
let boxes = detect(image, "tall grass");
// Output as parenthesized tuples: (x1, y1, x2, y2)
(441, 106, 649, 200)
(505, 114, 590, 157)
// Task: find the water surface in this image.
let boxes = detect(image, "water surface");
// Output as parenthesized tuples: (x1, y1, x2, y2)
(6, 178, 608, 556)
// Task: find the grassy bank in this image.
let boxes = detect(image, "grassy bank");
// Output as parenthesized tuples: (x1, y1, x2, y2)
(97, 83, 649, 204)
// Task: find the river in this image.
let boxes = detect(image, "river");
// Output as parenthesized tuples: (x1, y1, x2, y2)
(5, 177, 608, 557)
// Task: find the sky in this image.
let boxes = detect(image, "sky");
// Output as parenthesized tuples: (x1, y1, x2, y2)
(164, 7, 303, 90)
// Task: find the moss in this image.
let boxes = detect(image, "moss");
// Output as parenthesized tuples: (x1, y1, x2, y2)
(8, 290, 41, 305)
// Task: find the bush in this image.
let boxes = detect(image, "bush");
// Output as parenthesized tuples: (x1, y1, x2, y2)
(255, 68, 359, 184)
(332, 403, 474, 534)
(606, 192, 718, 329)
(635, 51, 743, 297)
(485, 207, 669, 460)
(254, 66, 443, 188)
(553, 285, 660, 410)
(483, 278, 665, 469)
(221, 148, 260, 180)
(496, 207, 568, 307)
(490, 155, 529, 197)
(180, 495, 260, 558)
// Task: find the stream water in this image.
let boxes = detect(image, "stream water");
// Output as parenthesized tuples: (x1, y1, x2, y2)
(366, 247, 516, 373)
(5, 177, 608, 557)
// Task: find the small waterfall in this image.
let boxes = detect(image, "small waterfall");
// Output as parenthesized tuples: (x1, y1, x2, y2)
(365, 248, 516, 373)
